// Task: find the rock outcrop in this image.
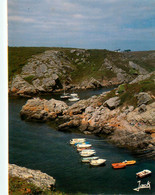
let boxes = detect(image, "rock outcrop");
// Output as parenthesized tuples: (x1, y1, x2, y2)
(9, 48, 151, 96)
(20, 88, 155, 156)
(20, 98, 68, 121)
(9, 164, 55, 191)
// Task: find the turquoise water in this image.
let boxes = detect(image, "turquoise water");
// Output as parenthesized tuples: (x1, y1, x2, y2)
(9, 90, 155, 194)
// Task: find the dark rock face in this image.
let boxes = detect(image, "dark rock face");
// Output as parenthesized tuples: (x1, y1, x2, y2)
(110, 129, 152, 150)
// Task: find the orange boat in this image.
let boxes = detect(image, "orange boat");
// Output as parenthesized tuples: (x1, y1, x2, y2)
(112, 163, 126, 169)
(122, 160, 136, 166)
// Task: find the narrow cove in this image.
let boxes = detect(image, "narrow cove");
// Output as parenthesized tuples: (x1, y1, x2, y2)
(9, 88, 155, 194)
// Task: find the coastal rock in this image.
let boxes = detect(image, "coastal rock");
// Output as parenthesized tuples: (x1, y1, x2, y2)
(104, 97, 120, 110)
(10, 75, 37, 95)
(20, 98, 68, 121)
(86, 78, 103, 89)
(110, 129, 151, 150)
(9, 164, 55, 191)
(130, 71, 155, 84)
(85, 106, 95, 114)
(127, 102, 155, 126)
(137, 92, 152, 106)
(128, 61, 148, 75)
(138, 104, 147, 113)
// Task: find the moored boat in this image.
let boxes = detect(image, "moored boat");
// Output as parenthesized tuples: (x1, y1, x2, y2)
(70, 93, 78, 97)
(60, 93, 70, 99)
(122, 160, 136, 166)
(90, 159, 106, 166)
(70, 138, 86, 145)
(77, 144, 92, 148)
(74, 142, 90, 146)
(82, 156, 99, 163)
(136, 170, 152, 178)
(80, 151, 96, 157)
(112, 163, 126, 169)
(68, 97, 80, 102)
(78, 149, 95, 153)
(77, 147, 92, 152)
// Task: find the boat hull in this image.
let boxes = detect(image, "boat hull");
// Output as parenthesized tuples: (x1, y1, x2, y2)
(90, 159, 106, 166)
(122, 160, 136, 166)
(136, 170, 152, 178)
(82, 157, 99, 163)
(80, 152, 96, 157)
(112, 163, 126, 169)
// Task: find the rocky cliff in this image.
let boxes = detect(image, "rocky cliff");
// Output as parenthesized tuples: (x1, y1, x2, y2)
(9, 164, 56, 191)
(20, 73, 155, 157)
(9, 47, 153, 96)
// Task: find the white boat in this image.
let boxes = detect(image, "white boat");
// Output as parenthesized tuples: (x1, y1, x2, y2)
(60, 88, 70, 99)
(70, 138, 86, 145)
(77, 144, 92, 148)
(68, 97, 80, 102)
(60, 93, 70, 99)
(70, 93, 78, 97)
(136, 169, 152, 178)
(82, 156, 99, 163)
(77, 147, 92, 152)
(133, 181, 151, 192)
(90, 159, 106, 166)
(77, 149, 95, 153)
(80, 151, 96, 157)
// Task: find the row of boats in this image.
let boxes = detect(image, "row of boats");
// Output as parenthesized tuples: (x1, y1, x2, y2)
(70, 138, 106, 166)
(70, 138, 152, 191)
(60, 92, 80, 101)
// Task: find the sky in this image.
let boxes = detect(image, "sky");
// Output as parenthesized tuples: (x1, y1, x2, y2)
(8, 0, 155, 51)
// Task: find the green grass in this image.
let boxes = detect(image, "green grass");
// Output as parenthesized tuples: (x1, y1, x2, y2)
(23, 75, 36, 84)
(9, 176, 43, 194)
(9, 176, 66, 195)
(65, 49, 117, 83)
(123, 51, 155, 72)
(9, 47, 153, 86)
(96, 74, 154, 107)
(119, 75, 155, 106)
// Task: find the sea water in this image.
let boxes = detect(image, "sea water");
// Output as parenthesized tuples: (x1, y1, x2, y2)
(9, 89, 155, 194)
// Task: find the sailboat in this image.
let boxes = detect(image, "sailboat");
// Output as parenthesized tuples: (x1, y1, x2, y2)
(60, 86, 70, 99)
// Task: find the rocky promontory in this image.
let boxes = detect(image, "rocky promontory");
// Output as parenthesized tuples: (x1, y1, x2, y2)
(9, 164, 56, 191)
(20, 73, 155, 156)
(9, 47, 152, 96)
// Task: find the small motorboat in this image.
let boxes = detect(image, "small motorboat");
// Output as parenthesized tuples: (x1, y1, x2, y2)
(77, 147, 92, 152)
(74, 142, 90, 146)
(70, 138, 86, 145)
(90, 159, 106, 166)
(112, 163, 126, 169)
(68, 97, 80, 102)
(82, 156, 99, 163)
(133, 180, 151, 191)
(77, 144, 92, 148)
(70, 93, 78, 97)
(80, 151, 96, 157)
(78, 149, 95, 153)
(122, 160, 136, 166)
(60, 93, 70, 99)
(136, 170, 152, 178)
